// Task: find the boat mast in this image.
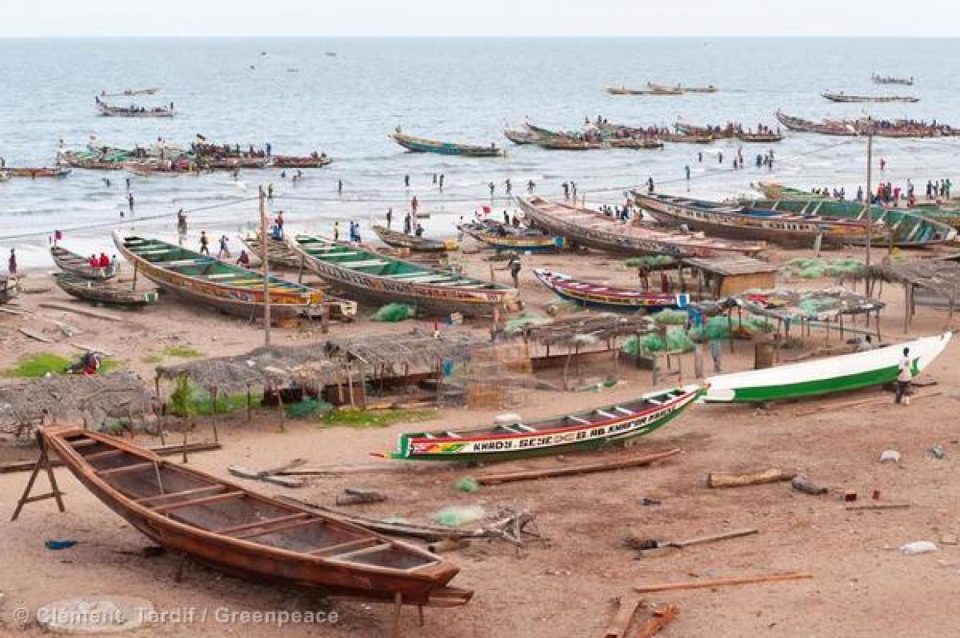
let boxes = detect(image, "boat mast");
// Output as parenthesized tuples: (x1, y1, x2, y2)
(259, 185, 272, 345)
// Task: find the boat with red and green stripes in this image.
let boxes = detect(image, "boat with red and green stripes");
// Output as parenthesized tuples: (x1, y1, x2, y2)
(379, 384, 702, 461)
(704, 332, 951, 403)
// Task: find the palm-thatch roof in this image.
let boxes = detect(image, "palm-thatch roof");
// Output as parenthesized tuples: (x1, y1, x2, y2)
(519, 313, 656, 348)
(325, 329, 487, 369)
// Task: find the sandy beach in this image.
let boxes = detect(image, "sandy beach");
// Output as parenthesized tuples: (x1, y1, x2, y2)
(0, 236, 958, 637)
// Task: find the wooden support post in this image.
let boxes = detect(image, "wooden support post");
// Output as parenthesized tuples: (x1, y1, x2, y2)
(174, 552, 190, 583)
(277, 392, 285, 433)
(10, 433, 66, 521)
(246, 385, 252, 422)
(904, 284, 911, 334)
(321, 304, 330, 334)
(210, 387, 219, 443)
(392, 592, 403, 638)
(132, 262, 138, 290)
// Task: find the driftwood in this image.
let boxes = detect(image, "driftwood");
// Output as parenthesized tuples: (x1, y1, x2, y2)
(845, 502, 910, 511)
(631, 528, 758, 556)
(707, 468, 796, 488)
(634, 605, 679, 638)
(0, 441, 221, 474)
(278, 496, 542, 546)
(475, 449, 682, 486)
(601, 592, 644, 638)
(227, 460, 307, 488)
(793, 391, 941, 417)
(634, 572, 812, 594)
(18, 328, 54, 344)
(791, 476, 829, 495)
(38, 302, 126, 323)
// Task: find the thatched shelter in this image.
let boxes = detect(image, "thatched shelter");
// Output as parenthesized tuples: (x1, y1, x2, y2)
(326, 329, 488, 377)
(840, 260, 960, 331)
(0, 372, 155, 437)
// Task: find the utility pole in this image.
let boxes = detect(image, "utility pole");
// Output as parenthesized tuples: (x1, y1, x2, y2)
(259, 185, 272, 345)
(865, 132, 874, 267)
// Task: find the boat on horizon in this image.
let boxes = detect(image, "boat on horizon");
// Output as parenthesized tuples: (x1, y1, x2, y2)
(822, 92, 919, 104)
(390, 130, 503, 157)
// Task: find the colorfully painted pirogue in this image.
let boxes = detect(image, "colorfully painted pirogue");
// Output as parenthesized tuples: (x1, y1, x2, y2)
(703, 332, 952, 403)
(381, 384, 702, 461)
(533, 268, 689, 312)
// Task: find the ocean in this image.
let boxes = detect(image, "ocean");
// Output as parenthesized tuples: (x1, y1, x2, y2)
(0, 37, 957, 265)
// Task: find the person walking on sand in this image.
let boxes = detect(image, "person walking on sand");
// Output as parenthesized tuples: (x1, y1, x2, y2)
(217, 235, 231, 258)
(508, 253, 522, 289)
(199, 231, 210, 255)
(7, 249, 16, 276)
(127, 193, 135, 213)
(176, 208, 187, 235)
(333, 221, 340, 242)
(403, 212, 412, 235)
(896, 347, 913, 404)
(385, 208, 393, 229)
(411, 195, 419, 215)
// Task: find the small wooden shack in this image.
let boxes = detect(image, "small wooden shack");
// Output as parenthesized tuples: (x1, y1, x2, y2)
(684, 256, 779, 298)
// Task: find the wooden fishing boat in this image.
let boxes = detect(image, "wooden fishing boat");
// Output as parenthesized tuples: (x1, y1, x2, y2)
(0, 275, 18, 304)
(53, 273, 158, 307)
(41, 427, 471, 606)
(380, 384, 702, 461)
(736, 131, 784, 143)
(738, 197, 958, 247)
(681, 85, 718, 93)
(854, 118, 960, 138)
(659, 132, 714, 144)
(270, 155, 333, 168)
(607, 137, 664, 150)
(372, 225, 457, 253)
(534, 268, 689, 312)
(96, 101, 175, 118)
(458, 222, 565, 253)
(674, 122, 737, 139)
(646, 83, 686, 94)
(503, 129, 539, 145)
(534, 137, 604, 151)
(754, 182, 960, 230)
(633, 192, 886, 248)
(705, 332, 951, 403)
(871, 74, 914, 86)
(0, 166, 71, 178)
(775, 111, 857, 136)
(389, 132, 503, 157)
(113, 233, 325, 318)
(607, 85, 682, 96)
(51, 246, 117, 280)
(57, 150, 127, 170)
(517, 196, 766, 258)
(197, 156, 268, 170)
(287, 234, 518, 317)
(822, 92, 919, 103)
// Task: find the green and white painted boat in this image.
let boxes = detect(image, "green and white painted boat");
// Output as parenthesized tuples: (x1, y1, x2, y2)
(380, 384, 703, 461)
(287, 234, 519, 317)
(704, 331, 952, 403)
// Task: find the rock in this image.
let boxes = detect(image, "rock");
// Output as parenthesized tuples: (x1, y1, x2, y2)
(880, 450, 901, 463)
(36, 596, 154, 634)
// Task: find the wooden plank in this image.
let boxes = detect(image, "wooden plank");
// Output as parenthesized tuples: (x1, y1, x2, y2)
(634, 604, 679, 638)
(793, 391, 940, 417)
(309, 538, 376, 556)
(476, 449, 682, 485)
(136, 485, 225, 507)
(38, 302, 126, 323)
(601, 592, 644, 638)
(0, 441, 222, 476)
(97, 462, 155, 476)
(18, 328, 54, 344)
(845, 502, 911, 511)
(634, 572, 812, 594)
(707, 468, 796, 488)
(153, 491, 244, 513)
(216, 512, 311, 535)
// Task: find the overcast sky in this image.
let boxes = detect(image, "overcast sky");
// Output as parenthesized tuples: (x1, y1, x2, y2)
(5, 0, 957, 37)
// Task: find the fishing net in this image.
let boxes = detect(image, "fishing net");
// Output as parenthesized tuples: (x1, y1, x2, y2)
(434, 505, 486, 527)
(624, 255, 675, 268)
(665, 330, 696, 352)
(654, 309, 687, 325)
(372, 303, 416, 322)
(505, 313, 551, 334)
(286, 398, 333, 420)
(705, 316, 732, 339)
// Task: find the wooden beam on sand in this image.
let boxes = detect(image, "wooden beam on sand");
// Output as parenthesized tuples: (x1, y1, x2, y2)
(633, 572, 812, 594)
(601, 592, 644, 638)
(845, 502, 910, 511)
(38, 302, 126, 323)
(0, 441, 221, 474)
(475, 449, 682, 486)
(634, 604, 679, 638)
(18, 328, 54, 344)
(707, 468, 796, 489)
(792, 391, 940, 417)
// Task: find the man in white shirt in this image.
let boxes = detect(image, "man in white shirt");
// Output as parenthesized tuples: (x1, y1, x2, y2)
(896, 347, 912, 405)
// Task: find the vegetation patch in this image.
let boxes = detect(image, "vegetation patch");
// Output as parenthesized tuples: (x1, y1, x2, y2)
(322, 408, 438, 429)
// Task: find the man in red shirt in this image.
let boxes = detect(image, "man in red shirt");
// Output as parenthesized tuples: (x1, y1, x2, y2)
(98, 253, 110, 268)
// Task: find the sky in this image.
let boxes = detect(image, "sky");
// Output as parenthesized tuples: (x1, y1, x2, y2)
(4, 0, 958, 37)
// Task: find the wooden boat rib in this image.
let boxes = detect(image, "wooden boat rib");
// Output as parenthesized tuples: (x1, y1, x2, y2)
(458, 222, 565, 253)
(382, 384, 702, 461)
(822, 92, 919, 103)
(534, 269, 688, 312)
(633, 192, 887, 248)
(42, 427, 471, 606)
(53, 273, 158, 307)
(96, 101, 175, 118)
(389, 132, 503, 157)
(0, 275, 18, 304)
(517, 196, 766, 258)
(51, 246, 117, 280)
(270, 155, 332, 168)
(287, 235, 518, 317)
(372, 225, 456, 253)
(113, 232, 325, 318)
(738, 198, 957, 247)
(705, 332, 951, 403)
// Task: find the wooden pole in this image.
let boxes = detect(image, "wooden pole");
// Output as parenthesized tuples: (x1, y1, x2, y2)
(634, 572, 812, 594)
(259, 186, 272, 345)
(210, 387, 219, 443)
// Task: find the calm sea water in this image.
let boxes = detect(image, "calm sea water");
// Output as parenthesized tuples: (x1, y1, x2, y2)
(0, 37, 957, 265)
